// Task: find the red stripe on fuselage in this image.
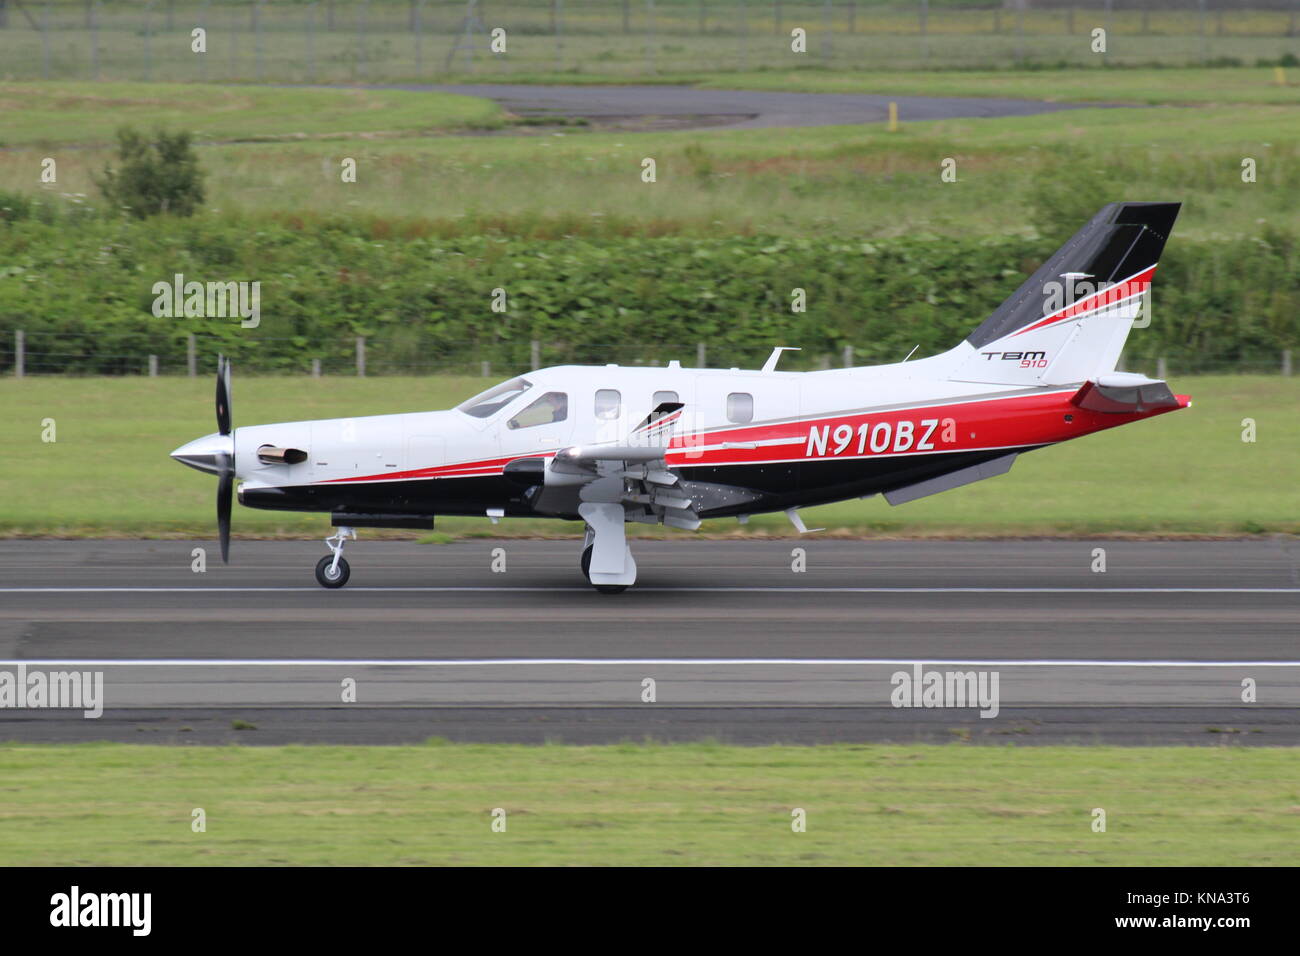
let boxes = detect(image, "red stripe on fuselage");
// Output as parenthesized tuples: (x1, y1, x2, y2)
(314, 387, 1189, 484)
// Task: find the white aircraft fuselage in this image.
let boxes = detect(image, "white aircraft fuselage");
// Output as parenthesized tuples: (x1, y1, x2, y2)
(170, 201, 1190, 591)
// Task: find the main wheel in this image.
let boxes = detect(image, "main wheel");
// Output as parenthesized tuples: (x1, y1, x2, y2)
(580, 545, 627, 594)
(315, 555, 350, 589)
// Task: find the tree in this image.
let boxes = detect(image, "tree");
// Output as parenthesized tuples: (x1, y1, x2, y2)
(94, 127, 206, 219)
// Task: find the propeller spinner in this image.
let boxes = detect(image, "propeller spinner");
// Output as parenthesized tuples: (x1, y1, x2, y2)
(169, 355, 236, 563)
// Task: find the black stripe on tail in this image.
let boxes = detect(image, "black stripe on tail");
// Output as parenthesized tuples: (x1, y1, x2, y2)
(966, 201, 1180, 349)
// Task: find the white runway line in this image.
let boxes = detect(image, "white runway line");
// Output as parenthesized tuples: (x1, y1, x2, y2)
(3, 586, 1299, 594)
(3, 658, 1298, 667)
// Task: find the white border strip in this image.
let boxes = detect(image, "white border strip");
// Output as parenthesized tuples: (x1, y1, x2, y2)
(2, 658, 1296, 667)
(1, 586, 1296, 594)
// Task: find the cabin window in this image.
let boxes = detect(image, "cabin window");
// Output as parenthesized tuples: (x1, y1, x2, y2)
(653, 390, 679, 407)
(457, 377, 532, 419)
(508, 391, 568, 429)
(727, 392, 754, 424)
(594, 389, 622, 421)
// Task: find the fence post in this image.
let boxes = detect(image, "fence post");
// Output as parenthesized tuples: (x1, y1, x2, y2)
(1283, 349, 1293, 377)
(307, 2, 316, 83)
(356, 336, 366, 377)
(555, 0, 564, 72)
(848, 0, 854, 34)
(148, 355, 159, 377)
(696, 342, 706, 367)
(530, 340, 541, 370)
(481, 360, 491, 377)
(413, 0, 422, 76)
(919, 0, 928, 68)
(14, 330, 23, 378)
(312, 358, 321, 377)
(41, 3, 50, 80)
(1198, 0, 1207, 65)
(740, 0, 749, 71)
(842, 344, 853, 368)
(821, 0, 832, 64)
(1015, 0, 1024, 67)
(91, 0, 100, 80)
(645, 0, 655, 75)
(255, 0, 264, 82)
(187, 333, 197, 376)
(1103, 0, 1112, 65)
(773, 0, 780, 36)
(143, 0, 155, 81)
(357, 0, 369, 80)
(1156, 356, 1167, 380)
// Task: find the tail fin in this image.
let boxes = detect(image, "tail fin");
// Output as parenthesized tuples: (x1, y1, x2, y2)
(950, 202, 1180, 387)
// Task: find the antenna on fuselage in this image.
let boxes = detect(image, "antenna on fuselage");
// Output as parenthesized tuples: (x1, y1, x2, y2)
(901, 344, 920, 363)
(762, 346, 801, 372)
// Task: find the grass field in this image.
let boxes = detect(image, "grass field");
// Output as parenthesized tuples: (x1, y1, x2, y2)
(694, 65, 1300, 104)
(1, 375, 1294, 538)
(1, 1, 1297, 81)
(4, 72, 1297, 240)
(0, 742, 1295, 865)
(0, 82, 504, 148)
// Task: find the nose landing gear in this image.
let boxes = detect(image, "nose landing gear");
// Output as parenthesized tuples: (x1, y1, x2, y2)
(577, 503, 635, 594)
(315, 526, 355, 588)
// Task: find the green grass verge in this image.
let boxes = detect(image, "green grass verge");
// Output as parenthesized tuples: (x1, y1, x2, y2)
(1, 375, 1294, 537)
(0, 81, 504, 147)
(0, 742, 1295, 865)
(454, 65, 1300, 105)
(5, 85, 1294, 240)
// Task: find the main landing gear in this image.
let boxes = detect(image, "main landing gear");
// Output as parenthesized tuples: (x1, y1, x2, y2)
(577, 503, 636, 594)
(315, 526, 354, 589)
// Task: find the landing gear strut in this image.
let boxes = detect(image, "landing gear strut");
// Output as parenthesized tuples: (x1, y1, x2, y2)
(315, 526, 354, 588)
(577, 503, 635, 594)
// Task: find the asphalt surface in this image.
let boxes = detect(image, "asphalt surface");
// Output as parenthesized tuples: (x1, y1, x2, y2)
(2, 539, 1297, 745)
(412, 83, 1109, 130)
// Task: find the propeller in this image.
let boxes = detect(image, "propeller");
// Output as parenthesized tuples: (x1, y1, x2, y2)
(215, 355, 233, 563)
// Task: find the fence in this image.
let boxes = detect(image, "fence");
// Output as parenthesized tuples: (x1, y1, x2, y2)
(0, 0, 1297, 81)
(3, 328, 1292, 376)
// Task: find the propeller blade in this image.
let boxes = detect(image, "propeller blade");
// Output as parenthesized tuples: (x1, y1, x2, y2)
(216, 355, 232, 436)
(216, 453, 232, 564)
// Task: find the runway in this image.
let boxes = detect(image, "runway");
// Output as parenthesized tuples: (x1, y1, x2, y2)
(409, 83, 1111, 130)
(1, 539, 1296, 745)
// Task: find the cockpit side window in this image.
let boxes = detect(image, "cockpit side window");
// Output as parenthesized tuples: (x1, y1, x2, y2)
(456, 377, 532, 419)
(508, 391, 568, 430)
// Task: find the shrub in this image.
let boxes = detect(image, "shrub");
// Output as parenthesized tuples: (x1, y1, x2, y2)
(94, 127, 205, 219)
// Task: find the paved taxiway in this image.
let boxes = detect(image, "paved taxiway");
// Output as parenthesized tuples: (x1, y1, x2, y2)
(414, 83, 1111, 130)
(1, 539, 1296, 744)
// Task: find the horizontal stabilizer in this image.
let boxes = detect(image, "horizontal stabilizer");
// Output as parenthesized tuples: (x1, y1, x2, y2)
(1071, 374, 1181, 413)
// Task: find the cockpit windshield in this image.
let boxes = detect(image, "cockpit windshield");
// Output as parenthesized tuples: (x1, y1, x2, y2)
(456, 377, 533, 419)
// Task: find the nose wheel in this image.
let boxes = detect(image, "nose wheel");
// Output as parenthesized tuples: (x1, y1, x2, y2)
(315, 526, 355, 589)
(315, 555, 350, 588)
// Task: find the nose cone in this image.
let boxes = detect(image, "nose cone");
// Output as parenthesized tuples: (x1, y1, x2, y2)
(170, 432, 234, 475)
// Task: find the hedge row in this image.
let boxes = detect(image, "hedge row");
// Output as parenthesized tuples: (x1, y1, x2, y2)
(0, 209, 1295, 373)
